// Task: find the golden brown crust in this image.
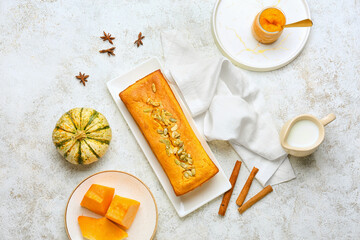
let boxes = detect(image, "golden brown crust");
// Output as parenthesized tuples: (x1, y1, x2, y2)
(119, 70, 218, 196)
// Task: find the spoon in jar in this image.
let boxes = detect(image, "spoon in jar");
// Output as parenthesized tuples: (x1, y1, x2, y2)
(283, 19, 313, 28)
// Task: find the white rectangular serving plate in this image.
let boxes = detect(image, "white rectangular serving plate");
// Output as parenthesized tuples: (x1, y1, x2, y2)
(107, 57, 231, 217)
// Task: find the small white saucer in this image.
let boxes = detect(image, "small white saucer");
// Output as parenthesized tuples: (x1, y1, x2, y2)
(65, 171, 157, 240)
(212, 0, 311, 71)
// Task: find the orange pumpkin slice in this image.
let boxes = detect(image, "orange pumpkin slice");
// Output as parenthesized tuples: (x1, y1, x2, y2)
(105, 195, 140, 229)
(78, 216, 128, 240)
(80, 184, 115, 216)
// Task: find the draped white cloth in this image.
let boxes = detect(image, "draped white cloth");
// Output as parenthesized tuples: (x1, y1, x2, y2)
(161, 31, 295, 186)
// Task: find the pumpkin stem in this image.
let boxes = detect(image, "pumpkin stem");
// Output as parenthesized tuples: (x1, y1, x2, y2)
(74, 130, 86, 141)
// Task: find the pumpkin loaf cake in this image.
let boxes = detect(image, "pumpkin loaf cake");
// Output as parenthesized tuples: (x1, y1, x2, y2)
(119, 70, 219, 196)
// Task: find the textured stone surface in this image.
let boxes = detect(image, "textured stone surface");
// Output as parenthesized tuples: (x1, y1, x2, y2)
(0, 0, 359, 239)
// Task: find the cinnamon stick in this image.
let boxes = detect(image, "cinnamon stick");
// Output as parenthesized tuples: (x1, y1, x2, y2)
(218, 160, 242, 216)
(238, 185, 273, 214)
(236, 167, 259, 206)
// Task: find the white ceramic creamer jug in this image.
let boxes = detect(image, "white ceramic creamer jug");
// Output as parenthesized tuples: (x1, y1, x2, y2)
(279, 114, 336, 157)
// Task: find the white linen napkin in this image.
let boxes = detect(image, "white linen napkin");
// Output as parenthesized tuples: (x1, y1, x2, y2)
(161, 31, 295, 186)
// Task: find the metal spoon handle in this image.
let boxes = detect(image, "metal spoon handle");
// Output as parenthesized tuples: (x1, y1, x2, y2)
(283, 19, 313, 28)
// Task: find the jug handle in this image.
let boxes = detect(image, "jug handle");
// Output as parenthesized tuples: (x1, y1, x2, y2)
(320, 113, 336, 126)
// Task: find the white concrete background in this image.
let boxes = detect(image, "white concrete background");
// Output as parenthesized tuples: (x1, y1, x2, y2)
(0, 0, 359, 239)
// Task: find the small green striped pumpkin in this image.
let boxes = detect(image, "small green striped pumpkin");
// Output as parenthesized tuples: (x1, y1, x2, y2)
(52, 108, 112, 165)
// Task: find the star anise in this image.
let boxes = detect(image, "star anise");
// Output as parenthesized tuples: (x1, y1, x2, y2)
(100, 31, 115, 44)
(134, 32, 145, 47)
(76, 72, 89, 86)
(99, 47, 116, 56)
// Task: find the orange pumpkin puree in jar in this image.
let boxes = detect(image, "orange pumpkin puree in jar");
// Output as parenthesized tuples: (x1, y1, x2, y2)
(252, 7, 286, 44)
(260, 8, 286, 32)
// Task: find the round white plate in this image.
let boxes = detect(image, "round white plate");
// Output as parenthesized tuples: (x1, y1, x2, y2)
(212, 0, 311, 71)
(65, 171, 158, 240)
